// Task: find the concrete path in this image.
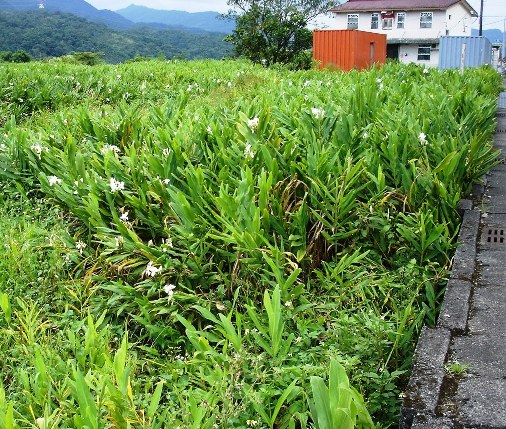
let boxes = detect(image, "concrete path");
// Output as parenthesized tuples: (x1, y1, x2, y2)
(400, 81, 506, 428)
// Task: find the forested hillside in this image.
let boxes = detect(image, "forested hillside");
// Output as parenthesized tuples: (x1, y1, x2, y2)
(115, 5, 235, 34)
(471, 28, 504, 43)
(0, 10, 231, 62)
(0, 0, 133, 29)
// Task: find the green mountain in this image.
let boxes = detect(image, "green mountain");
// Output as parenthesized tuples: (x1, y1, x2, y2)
(471, 28, 504, 44)
(115, 4, 235, 34)
(1, 0, 134, 29)
(0, 10, 231, 62)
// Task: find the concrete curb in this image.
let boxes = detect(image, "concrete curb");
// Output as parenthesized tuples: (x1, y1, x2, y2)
(437, 279, 472, 334)
(449, 208, 480, 282)
(399, 193, 481, 427)
(399, 326, 451, 427)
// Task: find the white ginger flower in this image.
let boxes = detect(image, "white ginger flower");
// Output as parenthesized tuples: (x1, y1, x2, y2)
(247, 117, 259, 131)
(311, 107, 325, 120)
(163, 283, 176, 301)
(109, 177, 125, 193)
(48, 176, 62, 186)
(144, 261, 162, 277)
(244, 144, 255, 159)
(100, 144, 121, 154)
(31, 143, 48, 158)
(75, 240, 87, 254)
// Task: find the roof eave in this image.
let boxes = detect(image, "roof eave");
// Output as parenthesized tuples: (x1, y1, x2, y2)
(330, 0, 478, 15)
(330, 7, 447, 12)
(458, 0, 478, 16)
(388, 38, 440, 44)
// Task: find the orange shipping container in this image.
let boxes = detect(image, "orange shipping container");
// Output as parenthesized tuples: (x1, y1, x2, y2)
(313, 30, 387, 71)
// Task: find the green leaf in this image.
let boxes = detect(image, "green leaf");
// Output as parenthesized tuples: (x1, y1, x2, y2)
(0, 292, 11, 324)
(309, 376, 332, 429)
(269, 380, 298, 427)
(218, 313, 243, 352)
(3, 402, 16, 429)
(148, 381, 165, 420)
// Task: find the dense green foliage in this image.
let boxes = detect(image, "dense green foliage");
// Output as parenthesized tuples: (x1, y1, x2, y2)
(0, 11, 231, 63)
(0, 59, 501, 428)
(223, 0, 335, 67)
(0, 49, 32, 63)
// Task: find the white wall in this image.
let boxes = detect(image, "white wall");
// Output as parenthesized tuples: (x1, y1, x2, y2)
(445, 3, 474, 36)
(398, 44, 440, 67)
(331, 6, 473, 39)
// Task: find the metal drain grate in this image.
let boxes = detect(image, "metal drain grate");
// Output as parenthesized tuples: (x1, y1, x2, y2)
(486, 228, 506, 243)
(497, 128, 506, 133)
(498, 112, 506, 118)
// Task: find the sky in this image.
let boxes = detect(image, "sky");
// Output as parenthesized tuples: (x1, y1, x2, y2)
(474, 0, 506, 31)
(85, 0, 506, 30)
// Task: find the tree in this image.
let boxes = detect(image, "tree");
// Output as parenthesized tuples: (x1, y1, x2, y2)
(223, 0, 336, 68)
(0, 49, 32, 62)
(71, 52, 105, 65)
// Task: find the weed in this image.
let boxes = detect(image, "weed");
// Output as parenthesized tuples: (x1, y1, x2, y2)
(445, 361, 471, 377)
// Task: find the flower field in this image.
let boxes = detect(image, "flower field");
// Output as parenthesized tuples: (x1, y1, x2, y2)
(0, 59, 502, 428)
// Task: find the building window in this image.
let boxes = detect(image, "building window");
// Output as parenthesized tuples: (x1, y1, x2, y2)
(420, 12, 433, 28)
(380, 11, 394, 30)
(417, 45, 431, 61)
(397, 12, 405, 28)
(347, 14, 359, 29)
(371, 13, 379, 29)
(382, 16, 393, 29)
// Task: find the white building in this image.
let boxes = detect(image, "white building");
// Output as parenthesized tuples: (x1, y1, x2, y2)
(329, 0, 478, 66)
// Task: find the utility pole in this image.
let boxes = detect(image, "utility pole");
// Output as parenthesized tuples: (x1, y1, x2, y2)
(502, 18, 505, 69)
(478, 0, 483, 36)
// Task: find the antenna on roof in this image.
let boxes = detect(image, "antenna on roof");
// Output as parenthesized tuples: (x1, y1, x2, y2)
(38, 0, 45, 9)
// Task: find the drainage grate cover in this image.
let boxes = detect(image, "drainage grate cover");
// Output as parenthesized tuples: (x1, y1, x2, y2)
(498, 112, 506, 118)
(497, 128, 506, 133)
(485, 228, 505, 244)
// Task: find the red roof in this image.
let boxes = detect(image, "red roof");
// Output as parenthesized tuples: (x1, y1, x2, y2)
(331, 0, 477, 15)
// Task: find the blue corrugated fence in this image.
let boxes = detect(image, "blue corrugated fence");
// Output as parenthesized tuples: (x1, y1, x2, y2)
(438, 36, 492, 70)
